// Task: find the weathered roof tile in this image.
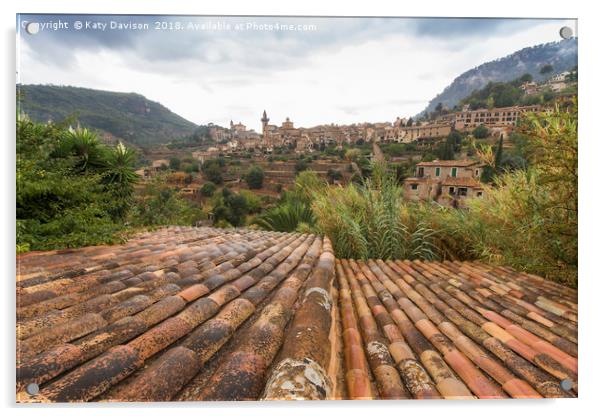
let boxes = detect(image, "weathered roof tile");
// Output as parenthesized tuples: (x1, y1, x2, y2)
(16, 226, 577, 402)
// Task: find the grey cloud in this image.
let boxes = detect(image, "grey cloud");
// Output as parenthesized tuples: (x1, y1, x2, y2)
(18, 15, 408, 72)
(409, 18, 558, 39)
(18, 14, 569, 88)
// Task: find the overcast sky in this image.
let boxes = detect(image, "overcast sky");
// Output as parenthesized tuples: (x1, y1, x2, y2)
(17, 15, 576, 130)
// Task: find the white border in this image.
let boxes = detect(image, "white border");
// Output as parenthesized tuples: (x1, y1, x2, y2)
(2, 1, 599, 415)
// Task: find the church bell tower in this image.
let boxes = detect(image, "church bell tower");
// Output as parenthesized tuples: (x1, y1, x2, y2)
(261, 110, 270, 146)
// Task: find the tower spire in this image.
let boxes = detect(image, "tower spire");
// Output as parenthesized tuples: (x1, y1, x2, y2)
(261, 110, 270, 148)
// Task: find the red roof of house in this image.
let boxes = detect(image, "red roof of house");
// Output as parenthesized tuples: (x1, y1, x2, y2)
(16, 227, 577, 402)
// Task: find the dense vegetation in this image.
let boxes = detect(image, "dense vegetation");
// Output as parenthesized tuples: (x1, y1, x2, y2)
(18, 85, 197, 146)
(256, 102, 578, 287)
(166, 125, 214, 149)
(16, 117, 203, 252)
(201, 158, 225, 184)
(456, 74, 559, 110)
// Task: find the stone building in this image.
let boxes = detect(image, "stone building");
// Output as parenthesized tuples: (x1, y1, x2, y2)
(520, 81, 539, 95)
(450, 105, 540, 130)
(398, 123, 452, 142)
(438, 176, 485, 208)
(403, 159, 485, 207)
(257, 110, 452, 152)
(216, 104, 541, 155)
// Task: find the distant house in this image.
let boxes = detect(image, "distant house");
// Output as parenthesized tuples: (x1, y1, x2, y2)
(135, 168, 151, 180)
(180, 187, 200, 200)
(399, 123, 452, 143)
(549, 71, 570, 83)
(151, 159, 169, 171)
(545, 71, 572, 92)
(192, 149, 220, 164)
(520, 81, 539, 95)
(439, 176, 484, 208)
(403, 159, 485, 207)
(451, 105, 540, 130)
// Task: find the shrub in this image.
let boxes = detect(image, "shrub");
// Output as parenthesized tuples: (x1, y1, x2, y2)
(201, 160, 224, 184)
(294, 159, 309, 173)
(312, 163, 438, 260)
(211, 189, 249, 227)
(16, 119, 137, 251)
(129, 178, 204, 227)
(169, 157, 181, 170)
(473, 125, 489, 139)
(345, 148, 361, 162)
(253, 200, 315, 232)
(199, 182, 217, 197)
(239, 190, 262, 214)
(326, 169, 343, 183)
(244, 165, 264, 189)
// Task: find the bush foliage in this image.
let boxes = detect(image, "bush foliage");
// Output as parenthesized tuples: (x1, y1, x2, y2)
(17, 117, 204, 252)
(244, 165, 264, 189)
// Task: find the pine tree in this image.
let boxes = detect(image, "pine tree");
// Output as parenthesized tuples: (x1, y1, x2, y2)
(494, 135, 504, 170)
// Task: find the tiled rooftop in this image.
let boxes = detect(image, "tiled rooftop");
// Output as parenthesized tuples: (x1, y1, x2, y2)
(16, 227, 577, 402)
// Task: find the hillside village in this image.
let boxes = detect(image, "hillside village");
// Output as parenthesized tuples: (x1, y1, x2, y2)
(133, 68, 576, 211)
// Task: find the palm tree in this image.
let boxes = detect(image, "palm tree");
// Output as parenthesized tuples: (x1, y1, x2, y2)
(103, 142, 139, 188)
(62, 128, 107, 172)
(102, 142, 139, 220)
(253, 200, 315, 232)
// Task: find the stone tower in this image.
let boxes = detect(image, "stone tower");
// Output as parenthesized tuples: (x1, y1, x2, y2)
(261, 110, 270, 146)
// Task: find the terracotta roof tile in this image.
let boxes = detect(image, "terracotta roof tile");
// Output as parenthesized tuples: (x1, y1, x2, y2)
(16, 226, 577, 402)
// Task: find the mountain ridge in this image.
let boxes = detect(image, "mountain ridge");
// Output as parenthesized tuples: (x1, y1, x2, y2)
(418, 38, 577, 117)
(17, 84, 198, 147)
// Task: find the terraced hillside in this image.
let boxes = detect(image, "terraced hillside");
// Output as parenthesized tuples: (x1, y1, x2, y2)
(16, 227, 577, 401)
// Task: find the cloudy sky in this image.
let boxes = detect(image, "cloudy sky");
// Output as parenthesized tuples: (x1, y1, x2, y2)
(17, 15, 576, 130)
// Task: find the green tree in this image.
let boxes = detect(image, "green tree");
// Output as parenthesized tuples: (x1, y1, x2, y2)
(520, 102, 577, 264)
(437, 132, 461, 160)
(244, 165, 264, 189)
(103, 142, 139, 220)
(199, 182, 216, 197)
(539, 64, 554, 75)
(130, 178, 203, 227)
(211, 188, 249, 227)
(57, 128, 108, 173)
(169, 157, 181, 171)
(493, 85, 521, 107)
(16, 119, 132, 251)
(472, 125, 490, 139)
(239, 190, 262, 214)
(494, 135, 504, 170)
(327, 169, 342, 183)
(294, 159, 309, 174)
(201, 160, 224, 184)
